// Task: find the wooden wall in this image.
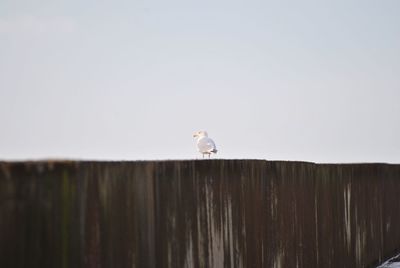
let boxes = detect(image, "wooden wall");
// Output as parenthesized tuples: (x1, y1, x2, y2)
(1, 160, 399, 267)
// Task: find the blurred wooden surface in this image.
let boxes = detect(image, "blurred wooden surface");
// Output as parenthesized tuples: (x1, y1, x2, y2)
(1, 160, 399, 268)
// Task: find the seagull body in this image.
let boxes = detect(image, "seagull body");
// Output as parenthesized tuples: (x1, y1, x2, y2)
(193, 131, 218, 159)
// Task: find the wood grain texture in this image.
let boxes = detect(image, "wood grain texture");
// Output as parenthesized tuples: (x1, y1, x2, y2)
(0, 160, 399, 268)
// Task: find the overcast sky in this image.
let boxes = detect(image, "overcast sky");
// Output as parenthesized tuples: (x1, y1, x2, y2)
(0, 0, 399, 163)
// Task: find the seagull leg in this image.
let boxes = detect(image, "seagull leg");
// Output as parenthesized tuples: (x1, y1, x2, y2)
(208, 153, 210, 159)
(202, 153, 204, 159)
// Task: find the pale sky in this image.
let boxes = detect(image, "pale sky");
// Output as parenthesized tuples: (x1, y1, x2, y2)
(0, 0, 399, 163)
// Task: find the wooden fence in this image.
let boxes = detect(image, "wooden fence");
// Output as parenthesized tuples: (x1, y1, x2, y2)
(1, 160, 399, 267)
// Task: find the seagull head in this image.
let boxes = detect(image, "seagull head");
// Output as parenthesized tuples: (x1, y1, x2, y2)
(193, 130, 208, 138)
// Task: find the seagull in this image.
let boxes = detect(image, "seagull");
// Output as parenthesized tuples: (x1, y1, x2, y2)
(193, 131, 218, 159)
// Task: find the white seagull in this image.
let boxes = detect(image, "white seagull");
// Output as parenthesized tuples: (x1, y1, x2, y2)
(193, 131, 218, 159)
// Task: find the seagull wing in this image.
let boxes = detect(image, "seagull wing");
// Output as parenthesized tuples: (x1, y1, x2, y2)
(197, 137, 217, 153)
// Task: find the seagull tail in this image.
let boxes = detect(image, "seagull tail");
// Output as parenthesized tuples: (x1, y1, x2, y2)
(211, 149, 218, 154)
